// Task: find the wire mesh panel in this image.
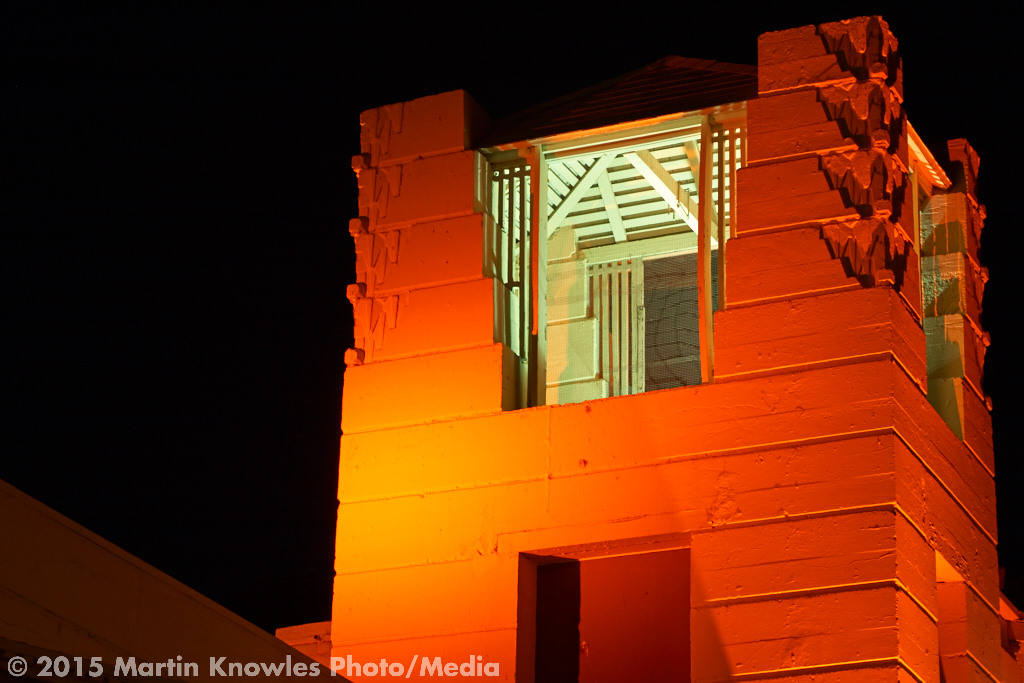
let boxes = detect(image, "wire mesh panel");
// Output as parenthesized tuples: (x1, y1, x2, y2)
(584, 250, 719, 397)
(643, 251, 718, 391)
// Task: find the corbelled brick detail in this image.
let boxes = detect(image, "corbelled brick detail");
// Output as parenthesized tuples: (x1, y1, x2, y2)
(819, 147, 907, 217)
(817, 80, 903, 150)
(818, 16, 901, 85)
(820, 217, 907, 286)
(812, 17, 912, 287)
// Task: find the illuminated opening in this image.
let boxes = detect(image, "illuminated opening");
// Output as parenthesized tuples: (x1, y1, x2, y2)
(487, 114, 744, 409)
(542, 121, 741, 405)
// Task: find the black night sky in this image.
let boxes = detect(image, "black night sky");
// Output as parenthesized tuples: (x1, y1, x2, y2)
(6, 4, 1022, 634)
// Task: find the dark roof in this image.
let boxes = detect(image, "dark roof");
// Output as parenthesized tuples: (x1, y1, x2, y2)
(480, 56, 758, 147)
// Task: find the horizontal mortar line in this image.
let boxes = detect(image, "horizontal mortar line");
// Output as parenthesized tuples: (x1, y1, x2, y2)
(925, 251, 987, 289)
(331, 625, 516, 649)
(356, 211, 481, 235)
(342, 398, 551, 437)
(364, 147, 472, 169)
(960, 315, 988, 353)
(716, 341, 923, 404)
(707, 656, 913, 683)
(725, 282, 863, 309)
(961, 648, 1002, 683)
(754, 82, 830, 97)
(365, 341, 506, 367)
(713, 350, 894, 383)
(368, 208, 481, 232)
(544, 425, 895, 481)
(693, 502, 898, 533)
(496, 512, 679, 542)
(891, 482, 1002, 616)
(699, 578, 896, 606)
(336, 555, 475, 577)
(341, 428, 905, 507)
(785, 72, 899, 96)
(891, 352, 928, 393)
(964, 250, 985, 274)
(892, 503, 929, 546)
(350, 416, 896, 483)
(719, 320, 894, 346)
(367, 274, 495, 298)
(949, 341, 995, 479)
(928, 246, 984, 276)
(346, 389, 984, 524)
(744, 143, 858, 167)
(498, 517, 689, 547)
(350, 341, 497, 368)
(523, 540, 690, 561)
(932, 554, 1003, 622)
(756, 76, 872, 99)
(338, 474, 549, 505)
(889, 501, 1001, 619)
(963, 372, 987, 404)
(894, 289, 922, 325)
(964, 440, 995, 479)
(897, 577, 940, 623)
(962, 373, 993, 443)
(734, 213, 862, 238)
(890, 426, 997, 548)
(654, 425, 893, 466)
(700, 578, 937, 623)
(743, 149, 829, 166)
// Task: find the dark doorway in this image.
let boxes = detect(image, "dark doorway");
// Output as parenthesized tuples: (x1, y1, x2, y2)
(534, 549, 690, 682)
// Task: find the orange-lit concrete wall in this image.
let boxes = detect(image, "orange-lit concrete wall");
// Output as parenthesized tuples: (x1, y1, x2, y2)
(0, 480, 335, 683)
(334, 17, 1020, 683)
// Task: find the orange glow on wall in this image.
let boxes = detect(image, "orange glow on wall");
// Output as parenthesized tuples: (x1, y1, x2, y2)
(330, 15, 1023, 683)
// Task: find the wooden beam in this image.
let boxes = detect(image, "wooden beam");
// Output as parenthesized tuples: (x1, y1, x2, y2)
(584, 233, 695, 265)
(624, 149, 716, 245)
(596, 171, 627, 243)
(687, 139, 721, 234)
(543, 117, 703, 160)
(684, 141, 701, 181)
(546, 154, 616, 235)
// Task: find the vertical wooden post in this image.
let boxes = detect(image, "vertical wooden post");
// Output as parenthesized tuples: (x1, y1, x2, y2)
(716, 126, 727, 311)
(697, 116, 715, 383)
(531, 147, 546, 407)
(910, 161, 921, 255)
(726, 130, 738, 310)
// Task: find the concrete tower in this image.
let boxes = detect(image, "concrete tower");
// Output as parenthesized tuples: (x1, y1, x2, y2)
(327, 16, 1023, 683)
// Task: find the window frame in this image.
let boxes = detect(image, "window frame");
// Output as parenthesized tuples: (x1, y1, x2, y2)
(484, 105, 746, 409)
